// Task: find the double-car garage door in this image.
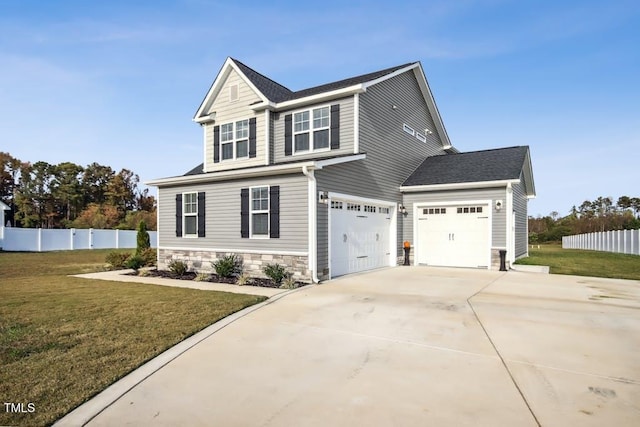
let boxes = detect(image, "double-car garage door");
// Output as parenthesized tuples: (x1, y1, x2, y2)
(330, 198, 393, 277)
(416, 204, 490, 268)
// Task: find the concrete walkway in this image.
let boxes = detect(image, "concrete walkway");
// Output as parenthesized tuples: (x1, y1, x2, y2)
(73, 270, 286, 297)
(57, 267, 640, 426)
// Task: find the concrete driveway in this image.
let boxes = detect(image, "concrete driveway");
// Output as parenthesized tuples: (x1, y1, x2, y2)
(66, 267, 640, 426)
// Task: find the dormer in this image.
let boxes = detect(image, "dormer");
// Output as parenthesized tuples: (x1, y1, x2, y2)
(194, 58, 276, 173)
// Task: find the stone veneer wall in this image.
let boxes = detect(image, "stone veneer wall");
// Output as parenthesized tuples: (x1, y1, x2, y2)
(159, 249, 311, 282)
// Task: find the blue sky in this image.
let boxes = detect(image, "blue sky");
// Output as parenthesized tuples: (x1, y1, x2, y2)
(1, 0, 638, 217)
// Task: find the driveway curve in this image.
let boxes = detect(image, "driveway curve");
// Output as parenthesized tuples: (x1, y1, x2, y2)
(61, 267, 640, 426)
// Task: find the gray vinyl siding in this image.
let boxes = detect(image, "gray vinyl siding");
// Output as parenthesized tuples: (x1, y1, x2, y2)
(272, 97, 354, 162)
(401, 187, 508, 248)
(512, 176, 528, 258)
(315, 70, 447, 273)
(158, 174, 308, 252)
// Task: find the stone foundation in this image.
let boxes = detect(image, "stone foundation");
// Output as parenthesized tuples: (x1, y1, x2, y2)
(158, 249, 311, 282)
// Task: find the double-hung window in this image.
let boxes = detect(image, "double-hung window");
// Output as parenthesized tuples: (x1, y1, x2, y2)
(220, 120, 249, 160)
(183, 192, 198, 236)
(250, 186, 269, 237)
(293, 106, 330, 153)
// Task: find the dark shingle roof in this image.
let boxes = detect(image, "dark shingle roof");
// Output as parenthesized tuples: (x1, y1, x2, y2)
(232, 59, 293, 103)
(231, 58, 415, 103)
(184, 163, 204, 176)
(402, 146, 529, 187)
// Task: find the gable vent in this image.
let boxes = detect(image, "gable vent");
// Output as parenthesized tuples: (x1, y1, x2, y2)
(229, 84, 239, 102)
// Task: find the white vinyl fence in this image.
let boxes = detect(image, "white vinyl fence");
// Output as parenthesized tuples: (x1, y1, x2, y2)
(0, 227, 157, 252)
(562, 229, 640, 255)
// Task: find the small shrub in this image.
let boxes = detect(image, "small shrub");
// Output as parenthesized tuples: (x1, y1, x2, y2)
(125, 255, 146, 271)
(212, 254, 242, 278)
(138, 269, 151, 277)
(195, 272, 210, 282)
(105, 251, 131, 269)
(168, 260, 188, 277)
(139, 247, 157, 266)
(236, 273, 252, 286)
(280, 274, 298, 289)
(263, 263, 288, 285)
(136, 220, 151, 255)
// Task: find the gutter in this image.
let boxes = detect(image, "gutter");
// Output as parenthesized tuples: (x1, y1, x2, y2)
(302, 165, 320, 284)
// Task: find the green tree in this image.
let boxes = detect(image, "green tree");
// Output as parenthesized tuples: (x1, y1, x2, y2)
(82, 162, 115, 206)
(136, 220, 151, 255)
(52, 161, 84, 224)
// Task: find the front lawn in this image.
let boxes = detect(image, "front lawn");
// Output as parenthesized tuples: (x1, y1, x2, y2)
(0, 250, 266, 427)
(515, 243, 640, 280)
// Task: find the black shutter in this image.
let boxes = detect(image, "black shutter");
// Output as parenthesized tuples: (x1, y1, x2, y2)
(269, 186, 280, 239)
(330, 104, 340, 149)
(284, 114, 292, 156)
(175, 194, 182, 237)
(213, 125, 220, 163)
(240, 188, 249, 238)
(197, 192, 205, 237)
(249, 118, 257, 158)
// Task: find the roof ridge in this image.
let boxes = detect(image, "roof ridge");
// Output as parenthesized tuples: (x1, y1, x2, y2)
(230, 57, 293, 93)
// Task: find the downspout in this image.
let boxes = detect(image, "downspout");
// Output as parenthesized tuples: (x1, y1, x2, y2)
(302, 165, 319, 283)
(506, 182, 514, 267)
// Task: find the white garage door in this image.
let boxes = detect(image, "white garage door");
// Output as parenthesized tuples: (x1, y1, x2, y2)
(416, 204, 489, 268)
(330, 199, 392, 277)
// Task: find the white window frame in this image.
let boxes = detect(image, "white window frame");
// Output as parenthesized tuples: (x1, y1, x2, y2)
(220, 119, 250, 161)
(249, 185, 270, 239)
(183, 192, 198, 238)
(403, 123, 415, 136)
(292, 105, 331, 155)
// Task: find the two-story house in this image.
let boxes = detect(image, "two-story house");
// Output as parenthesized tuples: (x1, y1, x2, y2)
(147, 57, 535, 282)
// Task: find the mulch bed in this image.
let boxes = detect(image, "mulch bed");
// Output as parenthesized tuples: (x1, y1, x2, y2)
(127, 269, 284, 288)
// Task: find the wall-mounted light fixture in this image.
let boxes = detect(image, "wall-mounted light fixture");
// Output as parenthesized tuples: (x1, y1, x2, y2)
(495, 200, 503, 211)
(425, 128, 433, 135)
(392, 104, 397, 110)
(398, 203, 407, 215)
(318, 191, 329, 204)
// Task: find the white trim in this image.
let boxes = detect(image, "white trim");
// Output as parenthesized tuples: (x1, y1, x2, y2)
(315, 153, 366, 168)
(412, 200, 492, 270)
(400, 179, 519, 193)
(194, 113, 216, 124)
(403, 123, 415, 136)
(327, 192, 397, 280)
(0, 201, 9, 210)
(182, 191, 198, 238)
(302, 166, 319, 283)
(251, 85, 366, 112)
(202, 123, 208, 173)
(353, 93, 360, 154)
(159, 246, 308, 257)
(219, 119, 250, 161)
(506, 183, 514, 264)
(146, 154, 366, 187)
(264, 109, 270, 166)
(361, 63, 418, 90)
(249, 185, 270, 239)
(291, 104, 332, 155)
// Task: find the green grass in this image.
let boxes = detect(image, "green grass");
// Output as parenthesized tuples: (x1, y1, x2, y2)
(515, 243, 640, 280)
(0, 250, 266, 427)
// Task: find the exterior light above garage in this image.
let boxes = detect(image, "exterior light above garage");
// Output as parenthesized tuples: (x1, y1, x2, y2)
(398, 204, 407, 215)
(495, 200, 503, 211)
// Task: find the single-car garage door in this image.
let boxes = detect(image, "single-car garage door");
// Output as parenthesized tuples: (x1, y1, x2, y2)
(416, 204, 490, 268)
(330, 198, 393, 277)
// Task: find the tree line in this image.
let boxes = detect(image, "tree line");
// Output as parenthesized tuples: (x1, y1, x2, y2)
(0, 152, 156, 230)
(529, 196, 640, 243)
